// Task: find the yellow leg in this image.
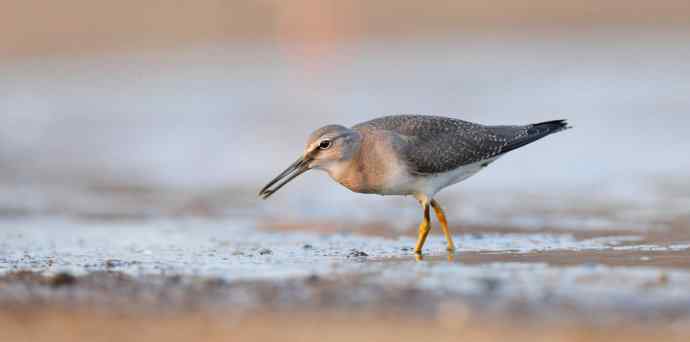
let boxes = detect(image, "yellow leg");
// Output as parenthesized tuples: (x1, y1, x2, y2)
(413, 202, 431, 256)
(431, 199, 456, 252)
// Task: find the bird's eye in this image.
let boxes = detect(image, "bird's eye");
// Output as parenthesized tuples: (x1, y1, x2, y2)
(319, 140, 332, 149)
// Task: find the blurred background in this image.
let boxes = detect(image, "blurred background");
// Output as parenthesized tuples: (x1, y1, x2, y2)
(1, 0, 690, 218)
(3, 3, 690, 340)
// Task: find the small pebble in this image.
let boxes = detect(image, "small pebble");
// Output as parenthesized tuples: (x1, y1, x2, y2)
(306, 274, 320, 284)
(50, 272, 77, 288)
(105, 259, 125, 268)
(347, 249, 368, 258)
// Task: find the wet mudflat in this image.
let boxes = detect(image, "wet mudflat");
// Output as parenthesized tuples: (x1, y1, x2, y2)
(0, 183, 689, 341)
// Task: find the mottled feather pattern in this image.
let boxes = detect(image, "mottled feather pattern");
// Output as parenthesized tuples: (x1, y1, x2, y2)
(353, 115, 568, 175)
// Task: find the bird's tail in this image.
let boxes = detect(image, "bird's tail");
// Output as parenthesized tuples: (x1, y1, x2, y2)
(499, 119, 571, 154)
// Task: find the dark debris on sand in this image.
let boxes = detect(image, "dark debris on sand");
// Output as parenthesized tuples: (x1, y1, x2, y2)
(347, 249, 369, 258)
(0, 270, 439, 316)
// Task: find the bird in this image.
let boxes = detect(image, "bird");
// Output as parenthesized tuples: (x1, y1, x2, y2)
(259, 114, 570, 258)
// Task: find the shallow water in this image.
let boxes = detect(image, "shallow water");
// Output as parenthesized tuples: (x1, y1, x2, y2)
(1, 216, 689, 321)
(0, 218, 642, 278)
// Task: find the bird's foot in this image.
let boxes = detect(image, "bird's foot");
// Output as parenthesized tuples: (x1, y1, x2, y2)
(446, 249, 455, 262)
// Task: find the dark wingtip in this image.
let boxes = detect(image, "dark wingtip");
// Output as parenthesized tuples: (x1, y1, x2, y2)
(496, 119, 571, 155)
(534, 119, 571, 131)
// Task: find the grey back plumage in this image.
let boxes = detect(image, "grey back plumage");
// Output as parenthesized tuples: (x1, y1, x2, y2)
(353, 115, 568, 175)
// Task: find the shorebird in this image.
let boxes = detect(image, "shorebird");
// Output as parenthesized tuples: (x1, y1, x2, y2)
(259, 115, 569, 257)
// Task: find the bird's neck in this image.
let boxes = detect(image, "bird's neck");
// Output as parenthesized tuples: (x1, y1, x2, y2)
(326, 141, 379, 194)
(328, 160, 364, 193)
(325, 159, 354, 181)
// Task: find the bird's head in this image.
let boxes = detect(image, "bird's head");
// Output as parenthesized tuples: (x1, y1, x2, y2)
(259, 124, 361, 199)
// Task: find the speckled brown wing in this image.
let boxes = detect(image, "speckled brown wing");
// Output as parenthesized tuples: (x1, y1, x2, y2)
(353, 115, 568, 175)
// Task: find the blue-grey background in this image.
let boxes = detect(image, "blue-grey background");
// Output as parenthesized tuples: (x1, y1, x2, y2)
(1, 1, 689, 205)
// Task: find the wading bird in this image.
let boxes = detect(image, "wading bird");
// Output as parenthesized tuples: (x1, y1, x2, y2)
(259, 115, 569, 258)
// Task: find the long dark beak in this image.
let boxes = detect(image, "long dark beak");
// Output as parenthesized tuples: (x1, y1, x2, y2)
(258, 157, 311, 199)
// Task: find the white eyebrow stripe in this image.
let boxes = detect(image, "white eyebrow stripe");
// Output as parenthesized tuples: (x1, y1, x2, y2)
(308, 133, 349, 153)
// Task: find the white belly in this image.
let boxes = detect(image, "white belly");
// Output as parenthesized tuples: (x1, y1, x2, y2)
(381, 157, 497, 197)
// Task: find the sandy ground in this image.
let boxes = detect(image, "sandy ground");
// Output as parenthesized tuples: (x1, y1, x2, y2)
(1, 311, 686, 342)
(3, 309, 690, 342)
